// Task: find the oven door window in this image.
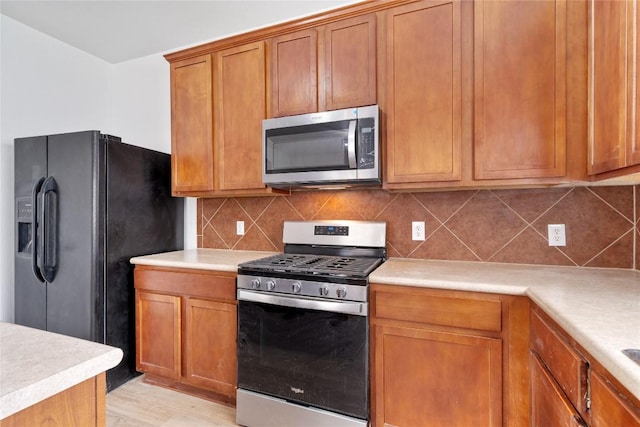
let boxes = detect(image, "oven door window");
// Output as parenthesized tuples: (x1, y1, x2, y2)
(265, 120, 355, 173)
(237, 300, 368, 420)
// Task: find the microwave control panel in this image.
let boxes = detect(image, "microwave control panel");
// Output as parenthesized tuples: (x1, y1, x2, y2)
(357, 117, 376, 169)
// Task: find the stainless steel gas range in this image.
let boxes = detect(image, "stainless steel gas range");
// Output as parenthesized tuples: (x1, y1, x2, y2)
(236, 220, 386, 427)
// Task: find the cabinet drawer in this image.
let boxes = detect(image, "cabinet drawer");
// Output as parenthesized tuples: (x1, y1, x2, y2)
(134, 266, 236, 301)
(530, 309, 588, 413)
(373, 288, 502, 332)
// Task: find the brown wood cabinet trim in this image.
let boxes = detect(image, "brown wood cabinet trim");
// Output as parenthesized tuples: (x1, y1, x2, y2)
(164, 0, 434, 63)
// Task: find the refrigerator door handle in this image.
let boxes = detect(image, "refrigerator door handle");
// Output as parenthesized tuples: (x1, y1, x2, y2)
(40, 176, 58, 283)
(31, 177, 46, 283)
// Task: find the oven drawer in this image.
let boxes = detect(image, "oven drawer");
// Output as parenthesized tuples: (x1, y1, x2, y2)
(372, 286, 502, 332)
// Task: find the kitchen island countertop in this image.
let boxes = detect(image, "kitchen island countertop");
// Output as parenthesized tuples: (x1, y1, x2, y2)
(0, 322, 123, 419)
(130, 249, 640, 401)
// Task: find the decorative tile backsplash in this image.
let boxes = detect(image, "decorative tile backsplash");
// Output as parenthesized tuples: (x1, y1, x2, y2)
(198, 185, 638, 270)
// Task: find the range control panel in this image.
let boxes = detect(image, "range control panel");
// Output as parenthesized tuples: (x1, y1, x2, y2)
(314, 225, 349, 236)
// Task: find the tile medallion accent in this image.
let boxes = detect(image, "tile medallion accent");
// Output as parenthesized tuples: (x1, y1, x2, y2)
(197, 186, 639, 270)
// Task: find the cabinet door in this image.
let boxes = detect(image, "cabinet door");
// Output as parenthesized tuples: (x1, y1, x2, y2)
(270, 29, 318, 116)
(324, 14, 377, 111)
(183, 298, 237, 397)
(215, 42, 267, 191)
(474, 0, 567, 179)
(589, 0, 628, 174)
(135, 291, 181, 380)
(170, 55, 214, 194)
(590, 371, 640, 427)
(373, 324, 502, 427)
(530, 352, 587, 427)
(384, 0, 462, 184)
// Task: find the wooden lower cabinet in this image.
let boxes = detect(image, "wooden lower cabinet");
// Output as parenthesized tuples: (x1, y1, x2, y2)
(0, 374, 106, 427)
(370, 284, 530, 427)
(530, 352, 587, 427)
(134, 266, 237, 403)
(530, 305, 640, 427)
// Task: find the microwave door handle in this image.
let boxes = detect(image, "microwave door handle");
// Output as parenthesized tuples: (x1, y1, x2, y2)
(347, 120, 357, 168)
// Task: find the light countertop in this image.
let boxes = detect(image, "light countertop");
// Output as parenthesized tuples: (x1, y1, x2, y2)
(0, 322, 123, 419)
(130, 248, 277, 272)
(130, 249, 640, 401)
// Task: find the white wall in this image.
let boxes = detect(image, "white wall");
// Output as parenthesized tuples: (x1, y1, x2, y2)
(0, 16, 197, 322)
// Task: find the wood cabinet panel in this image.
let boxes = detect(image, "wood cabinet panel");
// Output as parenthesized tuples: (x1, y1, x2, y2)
(0, 375, 104, 427)
(324, 14, 377, 111)
(184, 298, 237, 396)
(589, 0, 640, 176)
(589, 0, 627, 174)
(135, 291, 181, 380)
(216, 42, 267, 191)
(590, 371, 640, 427)
(384, 0, 462, 184)
(530, 309, 588, 414)
(374, 288, 502, 332)
(374, 324, 502, 427)
(474, 0, 567, 179)
(270, 29, 318, 116)
(530, 352, 586, 427)
(170, 55, 214, 193)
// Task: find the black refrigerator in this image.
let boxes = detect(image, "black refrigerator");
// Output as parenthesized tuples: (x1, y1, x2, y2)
(14, 130, 183, 391)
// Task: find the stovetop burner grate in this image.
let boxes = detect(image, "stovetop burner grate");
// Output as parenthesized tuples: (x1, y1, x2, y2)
(241, 253, 383, 278)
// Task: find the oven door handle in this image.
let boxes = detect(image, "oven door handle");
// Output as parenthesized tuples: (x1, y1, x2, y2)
(237, 289, 368, 316)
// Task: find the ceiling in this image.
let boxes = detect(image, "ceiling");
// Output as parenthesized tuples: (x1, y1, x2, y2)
(0, 0, 357, 64)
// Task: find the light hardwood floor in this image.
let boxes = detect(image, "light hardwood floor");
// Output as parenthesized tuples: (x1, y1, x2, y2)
(106, 376, 238, 427)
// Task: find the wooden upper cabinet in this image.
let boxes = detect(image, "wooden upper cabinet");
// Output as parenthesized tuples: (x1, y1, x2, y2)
(324, 14, 377, 111)
(170, 55, 214, 194)
(590, 0, 640, 175)
(270, 14, 377, 117)
(270, 29, 318, 116)
(474, 0, 567, 180)
(215, 41, 267, 191)
(384, 0, 462, 185)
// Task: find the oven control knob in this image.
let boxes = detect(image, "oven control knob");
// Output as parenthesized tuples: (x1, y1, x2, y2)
(250, 279, 261, 289)
(266, 280, 276, 291)
(336, 287, 347, 298)
(291, 281, 302, 293)
(319, 286, 329, 296)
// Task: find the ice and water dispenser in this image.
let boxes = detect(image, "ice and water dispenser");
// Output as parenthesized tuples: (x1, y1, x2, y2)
(16, 196, 33, 256)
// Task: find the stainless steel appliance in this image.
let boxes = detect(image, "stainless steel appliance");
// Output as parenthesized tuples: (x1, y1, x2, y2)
(262, 105, 380, 188)
(14, 130, 183, 391)
(236, 220, 386, 427)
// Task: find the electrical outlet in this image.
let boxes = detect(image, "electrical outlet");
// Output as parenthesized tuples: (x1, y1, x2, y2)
(236, 221, 245, 236)
(547, 224, 566, 247)
(412, 221, 425, 241)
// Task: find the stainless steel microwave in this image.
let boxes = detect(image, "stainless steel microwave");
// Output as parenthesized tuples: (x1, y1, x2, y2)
(262, 105, 380, 188)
